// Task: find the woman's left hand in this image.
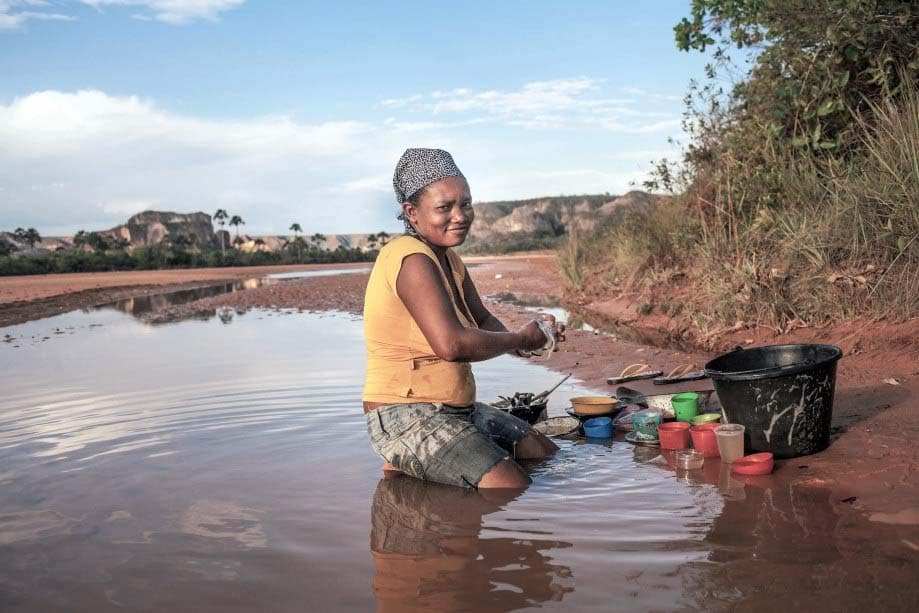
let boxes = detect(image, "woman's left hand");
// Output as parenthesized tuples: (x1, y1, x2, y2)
(537, 314, 566, 344)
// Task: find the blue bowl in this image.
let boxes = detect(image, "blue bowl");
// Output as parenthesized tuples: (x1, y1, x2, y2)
(583, 416, 613, 438)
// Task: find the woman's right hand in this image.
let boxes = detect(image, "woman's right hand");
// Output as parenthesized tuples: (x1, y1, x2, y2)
(517, 320, 550, 352)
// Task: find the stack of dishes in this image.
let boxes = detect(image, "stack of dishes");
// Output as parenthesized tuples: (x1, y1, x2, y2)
(565, 396, 623, 422)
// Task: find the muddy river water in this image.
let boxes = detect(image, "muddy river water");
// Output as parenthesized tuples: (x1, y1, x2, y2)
(1, 284, 915, 611)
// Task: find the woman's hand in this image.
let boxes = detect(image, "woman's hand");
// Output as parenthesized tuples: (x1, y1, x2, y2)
(543, 314, 566, 345)
(515, 315, 566, 358)
(517, 320, 550, 352)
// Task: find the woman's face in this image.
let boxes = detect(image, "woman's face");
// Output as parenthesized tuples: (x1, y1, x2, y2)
(403, 176, 474, 248)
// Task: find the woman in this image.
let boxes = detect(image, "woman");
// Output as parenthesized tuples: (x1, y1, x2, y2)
(363, 148, 564, 489)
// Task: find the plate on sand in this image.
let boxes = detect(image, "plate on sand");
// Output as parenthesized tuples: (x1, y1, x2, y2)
(532, 416, 581, 437)
(625, 432, 660, 446)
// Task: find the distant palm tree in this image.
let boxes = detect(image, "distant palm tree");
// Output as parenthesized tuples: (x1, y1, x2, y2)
(309, 233, 326, 250)
(229, 215, 245, 245)
(289, 223, 302, 236)
(213, 209, 229, 253)
(377, 231, 390, 246)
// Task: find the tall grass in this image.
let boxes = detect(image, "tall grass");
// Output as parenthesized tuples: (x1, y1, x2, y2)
(558, 198, 699, 293)
(562, 78, 919, 329)
(694, 80, 919, 327)
(556, 223, 584, 288)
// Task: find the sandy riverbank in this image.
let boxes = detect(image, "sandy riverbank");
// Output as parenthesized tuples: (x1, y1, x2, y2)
(0, 263, 370, 327)
(2, 256, 918, 537)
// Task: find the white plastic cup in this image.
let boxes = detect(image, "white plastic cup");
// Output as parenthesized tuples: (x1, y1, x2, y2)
(714, 424, 746, 463)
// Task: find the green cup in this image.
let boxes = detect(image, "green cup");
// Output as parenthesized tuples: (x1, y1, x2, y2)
(671, 392, 700, 422)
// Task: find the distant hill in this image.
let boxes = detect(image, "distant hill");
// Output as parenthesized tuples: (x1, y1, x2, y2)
(2, 191, 662, 257)
(460, 191, 662, 254)
(0, 211, 394, 255)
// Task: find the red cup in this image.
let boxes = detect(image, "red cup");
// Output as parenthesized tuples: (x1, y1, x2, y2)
(690, 423, 721, 458)
(658, 421, 691, 450)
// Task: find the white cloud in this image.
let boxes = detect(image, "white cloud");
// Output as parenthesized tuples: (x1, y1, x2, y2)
(379, 95, 422, 109)
(340, 174, 391, 194)
(0, 1, 75, 29)
(0, 90, 394, 234)
(1, 0, 243, 29)
(99, 198, 158, 215)
(476, 167, 648, 202)
(0, 87, 683, 235)
(383, 78, 680, 133)
(80, 0, 244, 24)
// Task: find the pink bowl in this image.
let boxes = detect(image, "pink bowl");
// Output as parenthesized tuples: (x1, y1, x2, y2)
(731, 452, 775, 476)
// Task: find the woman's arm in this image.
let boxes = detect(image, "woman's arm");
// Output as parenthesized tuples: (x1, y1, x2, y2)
(397, 254, 546, 362)
(462, 269, 565, 354)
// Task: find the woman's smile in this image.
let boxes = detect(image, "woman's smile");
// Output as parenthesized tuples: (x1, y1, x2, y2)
(404, 176, 475, 249)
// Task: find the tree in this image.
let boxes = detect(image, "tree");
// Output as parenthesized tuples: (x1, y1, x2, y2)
(674, 0, 919, 152)
(309, 233, 326, 249)
(377, 231, 390, 246)
(214, 209, 229, 253)
(288, 223, 303, 259)
(285, 235, 307, 262)
(14, 227, 41, 249)
(254, 237, 266, 252)
(73, 230, 88, 249)
(85, 232, 110, 253)
(229, 215, 245, 245)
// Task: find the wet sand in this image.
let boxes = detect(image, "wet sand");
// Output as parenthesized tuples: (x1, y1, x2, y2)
(2, 256, 918, 542)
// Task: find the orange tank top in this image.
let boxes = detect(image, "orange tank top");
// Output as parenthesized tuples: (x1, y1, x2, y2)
(362, 235, 478, 406)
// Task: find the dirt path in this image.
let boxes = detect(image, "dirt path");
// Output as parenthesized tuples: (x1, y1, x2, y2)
(2, 256, 918, 536)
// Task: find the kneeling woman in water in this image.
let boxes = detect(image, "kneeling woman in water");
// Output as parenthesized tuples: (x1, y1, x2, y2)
(363, 148, 564, 489)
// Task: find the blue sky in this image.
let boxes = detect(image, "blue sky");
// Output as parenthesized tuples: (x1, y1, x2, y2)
(1, 1, 710, 236)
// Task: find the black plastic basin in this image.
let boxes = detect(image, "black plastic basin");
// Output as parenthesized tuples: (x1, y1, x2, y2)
(704, 344, 843, 459)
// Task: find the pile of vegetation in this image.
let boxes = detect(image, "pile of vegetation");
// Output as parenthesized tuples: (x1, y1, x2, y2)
(560, 0, 919, 330)
(0, 230, 375, 276)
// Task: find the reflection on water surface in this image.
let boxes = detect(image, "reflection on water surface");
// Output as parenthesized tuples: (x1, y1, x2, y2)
(91, 267, 371, 322)
(488, 292, 604, 334)
(1, 303, 915, 611)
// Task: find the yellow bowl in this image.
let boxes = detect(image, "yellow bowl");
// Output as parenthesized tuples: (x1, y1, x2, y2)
(570, 396, 618, 416)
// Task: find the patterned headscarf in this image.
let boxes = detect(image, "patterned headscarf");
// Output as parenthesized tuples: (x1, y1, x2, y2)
(393, 148, 465, 234)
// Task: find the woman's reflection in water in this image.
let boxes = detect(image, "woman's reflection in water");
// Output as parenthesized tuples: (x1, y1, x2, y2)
(369, 477, 574, 612)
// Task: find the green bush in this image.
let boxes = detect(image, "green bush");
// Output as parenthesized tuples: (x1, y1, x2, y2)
(563, 1, 919, 330)
(0, 244, 377, 277)
(460, 234, 561, 255)
(558, 199, 699, 291)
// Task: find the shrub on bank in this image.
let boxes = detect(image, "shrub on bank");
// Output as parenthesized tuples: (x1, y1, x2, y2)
(563, 2, 919, 329)
(459, 234, 561, 255)
(0, 245, 377, 276)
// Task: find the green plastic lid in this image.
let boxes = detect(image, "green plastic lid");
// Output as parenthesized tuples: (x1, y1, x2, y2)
(691, 413, 722, 426)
